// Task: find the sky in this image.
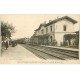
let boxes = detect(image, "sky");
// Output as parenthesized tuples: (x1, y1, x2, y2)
(0, 14, 80, 40)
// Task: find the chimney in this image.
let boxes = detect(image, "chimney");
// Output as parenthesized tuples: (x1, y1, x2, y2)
(49, 20, 52, 22)
(44, 21, 46, 24)
(57, 16, 59, 19)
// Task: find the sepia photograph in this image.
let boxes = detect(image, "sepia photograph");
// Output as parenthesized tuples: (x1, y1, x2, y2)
(0, 0, 80, 80)
(0, 14, 79, 64)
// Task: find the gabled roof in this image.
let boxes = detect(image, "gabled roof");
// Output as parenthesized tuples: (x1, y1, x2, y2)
(45, 16, 77, 27)
(35, 16, 77, 31)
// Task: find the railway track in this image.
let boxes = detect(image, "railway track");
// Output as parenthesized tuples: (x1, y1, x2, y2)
(21, 44, 79, 60)
(21, 44, 62, 60)
(33, 46, 79, 59)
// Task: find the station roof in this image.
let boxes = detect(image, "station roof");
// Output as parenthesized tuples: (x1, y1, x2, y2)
(35, 16, 77, 31)
(45, 16, 77, 26)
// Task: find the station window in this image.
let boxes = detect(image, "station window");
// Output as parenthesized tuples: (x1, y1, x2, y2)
(63, 25, 66, 31)
(41, 29, 44, 34)
(50, 26, 52, 32)
(46, 27, 48, 33)
(50, 36, 52, 42)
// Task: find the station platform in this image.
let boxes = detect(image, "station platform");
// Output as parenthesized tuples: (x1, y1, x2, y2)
(41, 45, 79, 52)
(0, 44, 42, 64)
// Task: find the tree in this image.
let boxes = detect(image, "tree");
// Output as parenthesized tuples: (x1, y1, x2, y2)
(1, 21, 15, 41)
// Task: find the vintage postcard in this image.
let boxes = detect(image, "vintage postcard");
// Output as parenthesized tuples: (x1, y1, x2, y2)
(0, 14, 80, 64)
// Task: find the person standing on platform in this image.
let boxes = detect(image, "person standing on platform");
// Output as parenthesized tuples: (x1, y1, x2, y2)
(5, 41, 8, 50)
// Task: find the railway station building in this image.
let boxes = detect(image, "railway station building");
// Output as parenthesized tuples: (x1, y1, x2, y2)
(31, 16, 78, 47)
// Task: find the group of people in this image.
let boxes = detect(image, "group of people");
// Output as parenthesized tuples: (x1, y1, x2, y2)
(2, 41, 9, 50)
(2, 40, 17, 50)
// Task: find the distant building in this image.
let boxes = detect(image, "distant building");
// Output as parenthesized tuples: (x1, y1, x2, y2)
(31, 16, 78, 46)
